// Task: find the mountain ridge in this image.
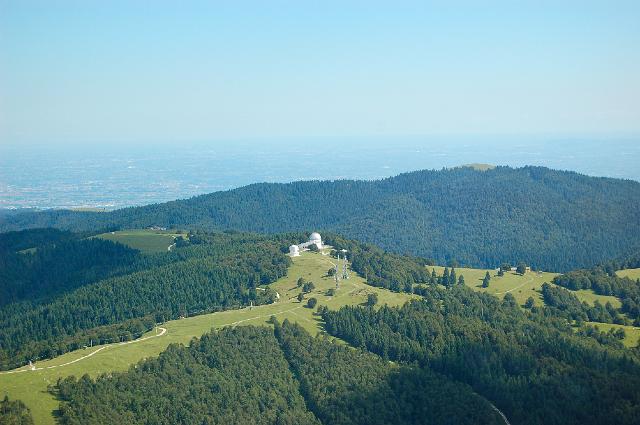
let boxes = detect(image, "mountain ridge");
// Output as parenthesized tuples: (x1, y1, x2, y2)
(2, 165, 640, 271)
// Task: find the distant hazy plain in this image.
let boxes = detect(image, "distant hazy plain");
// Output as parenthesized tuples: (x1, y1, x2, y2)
(1, 137, 638, 209)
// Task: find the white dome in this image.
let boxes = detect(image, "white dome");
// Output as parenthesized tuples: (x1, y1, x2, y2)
(309, 232, 322, 242)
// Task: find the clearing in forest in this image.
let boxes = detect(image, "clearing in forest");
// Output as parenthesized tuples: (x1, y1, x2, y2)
(94, 229, 185, 253)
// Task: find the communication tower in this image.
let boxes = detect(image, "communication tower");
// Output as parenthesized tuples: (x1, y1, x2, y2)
(341, 249, 349, 280)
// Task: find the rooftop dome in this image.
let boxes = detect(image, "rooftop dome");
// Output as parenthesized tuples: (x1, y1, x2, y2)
(309, 232, 322, 242)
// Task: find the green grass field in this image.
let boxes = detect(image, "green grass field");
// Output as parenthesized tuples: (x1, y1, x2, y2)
(431, 265, 558, 306)
(430, 266, 638, 347)
(617, 268, 640, 281)
(94, 229, 184, 253)
(0, 249, 414, 424)
(431, 265, 625, 310)
(584, 322, 640, 348)
(573, 289, 622, 308)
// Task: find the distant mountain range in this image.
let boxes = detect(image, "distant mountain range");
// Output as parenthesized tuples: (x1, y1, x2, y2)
(2, 165, 640, 271)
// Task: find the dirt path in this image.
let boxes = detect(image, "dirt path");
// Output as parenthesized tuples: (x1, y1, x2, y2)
(1, 327, 168, 375)
(490, 402, 511, 425)
(1, 254, 360, 375)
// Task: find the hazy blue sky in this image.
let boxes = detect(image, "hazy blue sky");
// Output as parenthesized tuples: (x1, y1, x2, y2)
(1, 0, 639, 147)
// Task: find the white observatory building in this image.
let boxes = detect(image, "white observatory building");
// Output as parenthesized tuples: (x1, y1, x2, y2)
(308, 232, 323, 249)
(289, 232, 323, 256)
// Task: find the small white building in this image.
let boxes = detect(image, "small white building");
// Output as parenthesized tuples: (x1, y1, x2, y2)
(289, 244, 300, 257)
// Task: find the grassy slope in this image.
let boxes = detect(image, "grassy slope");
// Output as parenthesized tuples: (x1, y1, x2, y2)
(94, 229, 182, 253)
(617, 268, 640, 280)
(583, 322, 640, 348)
(431, 265, 638, 347)
(431, 265, 624, 308)
(431, 266, 558, 306)
(0, 249, 414, 424)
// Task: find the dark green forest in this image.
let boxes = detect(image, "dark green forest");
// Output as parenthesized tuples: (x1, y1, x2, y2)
(55, 326, 319, 425)
(0, 233, 141, 306)
(3, 166, 640, 271)
(322, 289, 640, 425)
(0, 230, 288, 370)
(274, 320, 501, 425)
(55, 323, 505, 425)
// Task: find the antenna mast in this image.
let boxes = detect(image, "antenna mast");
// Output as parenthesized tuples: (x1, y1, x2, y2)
(341, 249, 349, 280)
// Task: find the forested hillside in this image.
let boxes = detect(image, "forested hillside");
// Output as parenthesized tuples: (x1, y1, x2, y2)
(322, 290, 640, 425)
(56, 323, 503, 425)
(3, 229, 640, 424)
(3, 166, 639, 271)
(0, 231, 289, 370)
(0, 233, 141, 306)
(56, 327, 319, 425)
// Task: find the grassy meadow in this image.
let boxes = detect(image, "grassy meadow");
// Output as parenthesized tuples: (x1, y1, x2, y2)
(0, 249, 414, 424)
(94, 229, 184, 253)
(430, 265, 558, 306)
(430, 265, 627, 309)
(617, 268, 640, 281)
(584, 322, 640, 348)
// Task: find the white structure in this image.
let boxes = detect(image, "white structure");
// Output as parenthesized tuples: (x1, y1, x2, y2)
(291, 232, 323, 255)
(298, 232, 323, 250)
(309, 232, 322, 247)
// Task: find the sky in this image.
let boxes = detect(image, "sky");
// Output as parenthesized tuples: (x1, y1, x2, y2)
(1, 0, 639, 148)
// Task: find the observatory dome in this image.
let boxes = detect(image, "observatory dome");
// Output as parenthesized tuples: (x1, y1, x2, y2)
(309, 232, 322, 242)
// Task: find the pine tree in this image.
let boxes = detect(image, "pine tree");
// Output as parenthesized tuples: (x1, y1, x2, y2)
(517, 263, 527, 275)
(482, 274, 490, 288)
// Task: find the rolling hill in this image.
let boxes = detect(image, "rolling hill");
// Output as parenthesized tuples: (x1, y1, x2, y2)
(2, 166, 640, 271)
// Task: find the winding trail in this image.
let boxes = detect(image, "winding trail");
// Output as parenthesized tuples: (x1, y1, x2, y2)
(1, 303, 308, 375)
(1, 252, 364, 376)
(490, 403, 511, 425)
(0, 327, 167, 375)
